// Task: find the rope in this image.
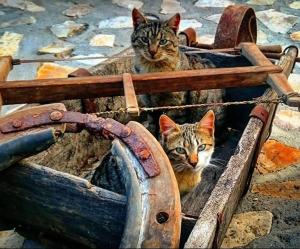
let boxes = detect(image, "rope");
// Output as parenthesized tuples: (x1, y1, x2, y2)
(93, 97, 284, 116)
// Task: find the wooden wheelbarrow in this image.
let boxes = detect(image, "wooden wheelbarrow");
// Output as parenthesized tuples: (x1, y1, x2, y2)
(0, 4, 299, 249)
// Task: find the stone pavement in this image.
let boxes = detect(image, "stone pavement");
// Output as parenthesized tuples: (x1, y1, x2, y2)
(0, 0, 299, 248)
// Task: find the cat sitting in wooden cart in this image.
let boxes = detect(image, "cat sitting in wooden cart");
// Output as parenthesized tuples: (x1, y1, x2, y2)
(91, 9, 224, 196)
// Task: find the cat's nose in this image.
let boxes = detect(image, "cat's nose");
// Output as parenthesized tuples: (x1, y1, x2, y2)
(149, 47, 157, 57)
(189, 161, 197, 168)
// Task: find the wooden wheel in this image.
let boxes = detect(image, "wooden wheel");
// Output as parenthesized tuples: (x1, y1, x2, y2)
(214, 5, 257, 49)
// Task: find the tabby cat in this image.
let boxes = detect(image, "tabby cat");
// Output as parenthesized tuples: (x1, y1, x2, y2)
(131, 8, 224, 132)
(159, 110, 215, 196)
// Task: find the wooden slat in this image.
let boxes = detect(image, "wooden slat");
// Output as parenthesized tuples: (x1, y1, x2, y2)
(0, 56, 13, 111)
(0, 65, 281, 105)
(184, 45, 298, 248)
(0, 162, 126, 248)
(241, 42, 300, 107)
(122, 73, 139, 116)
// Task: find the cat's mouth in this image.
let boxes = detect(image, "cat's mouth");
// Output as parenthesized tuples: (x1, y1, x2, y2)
(141, 52, 164, 62)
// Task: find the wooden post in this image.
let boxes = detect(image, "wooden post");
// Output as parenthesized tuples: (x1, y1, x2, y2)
(122, 73, 139, 116)
(0, 56, 13, 112)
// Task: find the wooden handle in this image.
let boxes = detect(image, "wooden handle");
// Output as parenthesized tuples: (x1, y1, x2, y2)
(258, 44, 282, 54)
(0, 56, 13, 112)
(241, 43, 300, 108)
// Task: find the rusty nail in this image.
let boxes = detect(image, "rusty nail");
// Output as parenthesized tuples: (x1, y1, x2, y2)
(139, 149, 151, 160)
(121, 127, 131, 137)
(50, 111, 63, 121)
(12, 119, 22, 128)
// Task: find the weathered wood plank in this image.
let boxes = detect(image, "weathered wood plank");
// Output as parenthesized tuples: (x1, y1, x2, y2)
(241, 43, 300, 107)
(0, 56, 12, 111)
(0, 65, 281, 105)
(184, 45, 298, 249)
(0, 162, 126, 248)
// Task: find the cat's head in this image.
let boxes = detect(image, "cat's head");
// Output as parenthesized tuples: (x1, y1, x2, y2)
(159, 111, 215, 172)
(131, 8, 180, 62)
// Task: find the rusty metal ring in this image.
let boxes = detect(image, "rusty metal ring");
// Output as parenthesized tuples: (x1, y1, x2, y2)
(214, 5, 257, 49)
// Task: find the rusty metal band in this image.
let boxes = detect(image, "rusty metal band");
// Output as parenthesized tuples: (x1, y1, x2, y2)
(249, 105, 269, 125)
(0, 110, 160, 177)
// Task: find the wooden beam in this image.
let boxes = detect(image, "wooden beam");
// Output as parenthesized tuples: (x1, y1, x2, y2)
(0, 162, 126, 248)
(184, 45, 298, 249)
(241, 43, 300, 107)
(0, 65, 281, 105)
(0, 56, 13, 111)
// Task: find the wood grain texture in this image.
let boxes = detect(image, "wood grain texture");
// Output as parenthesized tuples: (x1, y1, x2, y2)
(0, 56, 12, 111)
(0, 162, 127, 248)
(241, 43, 299, 107)
(122, 73, 139, 116)
(184, 45, 298, 249)
(0, 65, 282, 105)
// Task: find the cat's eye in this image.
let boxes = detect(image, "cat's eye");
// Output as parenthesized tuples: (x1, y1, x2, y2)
(140, 37, 149, 44)
(159, 39, 168, 45)
(198, 144, 206, 152)
(175, 147, 186, 154)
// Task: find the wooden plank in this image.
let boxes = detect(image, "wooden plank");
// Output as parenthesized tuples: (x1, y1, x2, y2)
(184, 45, 298, 249)
(122, 73, 139, 116)
(0, 65, 281, 105)
(0, 162, 127, 248)
(241, 42, 300, 107)
(0, 56, 12, 111)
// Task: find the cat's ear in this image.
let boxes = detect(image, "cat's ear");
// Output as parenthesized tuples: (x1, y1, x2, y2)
(132, 8, 147, 29)
(159, 114, 179, 136)
(198, 110, 215, 135)
(167, 13, 180, 34)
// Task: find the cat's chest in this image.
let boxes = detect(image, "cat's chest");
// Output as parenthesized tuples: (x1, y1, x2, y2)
(174, 169, 201, 194)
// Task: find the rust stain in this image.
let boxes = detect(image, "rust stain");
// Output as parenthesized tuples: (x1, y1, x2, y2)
(252, 180, 300, 200)
(257, 140, 300, 174)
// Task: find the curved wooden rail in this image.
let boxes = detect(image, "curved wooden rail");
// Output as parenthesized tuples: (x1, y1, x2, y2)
(115, 121, 181, 248)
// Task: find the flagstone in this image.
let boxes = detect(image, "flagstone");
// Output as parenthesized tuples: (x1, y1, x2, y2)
(160, 0, 186, 14)
(50, 21, 88, 38)
(194, 0, 234, 8)
(0, 230, 25, 249)
(205, 13, 221, 23)
(197, 34, 214, 44)
(38, 41, 75, 56)
(112, 0, 143, 10)
(89, 34, 115, 47)
(256, 9, 299, 34)
(180, 19, 202, 31)
(288, 73, 300, 93)
(0, 15, 36, 28)
(221, 211, 273, 248)
(63, 3, 93, 17)
(71, 54, 106, 66)
(0, 31, 23, 56)
(0, 0, 45, 12)
(273, 109, 300, 132)
(289, 1, 300, 9)
(257, 30, 268, 44)
(36, 63, 77, 79)
(98, 16, 132, 29)
(252, 180, 300, 200)
(256, 140, 300, 174)
(290, 31, 300, 41)
(246, 0, 275, 5)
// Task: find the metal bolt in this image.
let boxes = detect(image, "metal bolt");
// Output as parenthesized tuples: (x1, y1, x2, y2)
(50, 111, 63, 121)
(121, 126, 131, 137)
(12, 119, 22, 128)
(139, 149, 151, 160)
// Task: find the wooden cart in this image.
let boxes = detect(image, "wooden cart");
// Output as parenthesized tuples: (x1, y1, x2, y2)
(0, 5, 299, 249)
